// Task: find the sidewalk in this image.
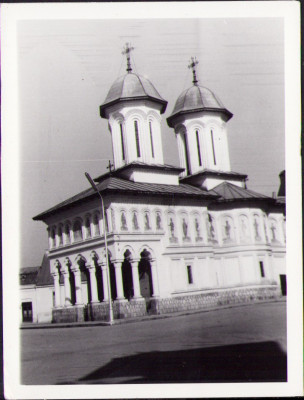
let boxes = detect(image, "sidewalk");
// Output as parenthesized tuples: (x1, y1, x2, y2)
(20, 297, 286, 330)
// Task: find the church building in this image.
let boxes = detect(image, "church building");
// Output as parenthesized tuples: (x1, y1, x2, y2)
(31, 44, 286, 323)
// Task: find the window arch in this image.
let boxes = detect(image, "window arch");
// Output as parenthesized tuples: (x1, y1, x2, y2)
(119, 123, 126, 161)
(210, 128, 216, 165)
(85, 217, 91, 239)
(50, 227, 56, 248)
(195, 129, 202, 166)
(183, 133, 190, 175)
(149, 120, 155, 158)
(134, 120, 141, 158)
(58, 225, 63, 246)
(64, 223, 71, 244)
(73, 220, 83, 242)
(93, 214, 100, 236)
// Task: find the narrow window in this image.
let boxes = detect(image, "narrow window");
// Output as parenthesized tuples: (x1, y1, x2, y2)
(58, 226, 63, 245)
(187, 265, 193, 284)
(65, 224, 70, 244)
(93, 215, 100, 236)
(211, 129, 217, 165)
(259, 261, 265, 278)
(73, 221, 83, 241)
(120, 123, 125, 160)
(149, 121, 155, 158)
(85, 218, 91, 238)
(51, 228, 56, 247)
(134, 120, 141, 157)
(196, 130, 202, 166)
(184, 134, 190, 175)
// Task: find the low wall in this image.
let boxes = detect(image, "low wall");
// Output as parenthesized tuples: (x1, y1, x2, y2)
(51, 285, 281, 323)
(151, 285, 281, 315)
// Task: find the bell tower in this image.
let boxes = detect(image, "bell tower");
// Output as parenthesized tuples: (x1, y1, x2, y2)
(167, 58, 246, 190)
(100, 43, 168, 170)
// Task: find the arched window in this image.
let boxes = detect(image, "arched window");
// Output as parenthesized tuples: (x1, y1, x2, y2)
(85, 217, 91, 239)
(93, 214, 100, 236)
(210, 129, 216, 165)
(149, 121, 155, 158)
(196, 130, 202, 166)
(50, 228, 56, 248)
(58, 226, 63, 246)
(183, 133, 190, 175)
(64, 224, 71, 244)
(73, 220, 83, 241)
(134, 120, 141, 157)
(120, 123, 125, 161)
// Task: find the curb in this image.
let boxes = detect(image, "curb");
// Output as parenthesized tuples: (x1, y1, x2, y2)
(20, 297, 286, 330)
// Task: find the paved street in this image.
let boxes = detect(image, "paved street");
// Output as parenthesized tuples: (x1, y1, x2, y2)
(21, 301, 286, 385)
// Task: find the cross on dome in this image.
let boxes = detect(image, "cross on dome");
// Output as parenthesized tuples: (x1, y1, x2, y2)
(188, 56, 199, 85)
(122, 42, 134, 73)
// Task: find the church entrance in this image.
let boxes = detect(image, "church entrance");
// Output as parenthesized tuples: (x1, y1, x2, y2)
(139, 250, 153, 312)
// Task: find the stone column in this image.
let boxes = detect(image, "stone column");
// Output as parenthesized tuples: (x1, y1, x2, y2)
(101, 264, 109, 301)
(62, 268, 72, 306)
(72, 266, 83, 305)
(113, 261, 125, 301)
(130, 260, 142, 299)
(150, 259, 160, 297)
(51, 271, 61, 307)
(88, 265, 99, 303)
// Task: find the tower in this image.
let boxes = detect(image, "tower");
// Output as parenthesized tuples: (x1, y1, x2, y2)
(167, 58, 246, 190)
(100, 43, 168, 170)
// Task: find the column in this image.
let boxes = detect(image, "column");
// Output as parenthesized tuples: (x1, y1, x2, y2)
(150, 259, 160, 297)
(51, 271, 61, 307)
(130, 260, 142, 299)
(62, 268, 72, 306)
(101, 264, 109, 301)
(72, 266, 83, 305)
(88, 265, 99, 303)
(113, 261, 125, 301)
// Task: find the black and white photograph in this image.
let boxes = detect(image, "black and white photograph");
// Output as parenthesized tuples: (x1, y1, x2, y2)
(2, 2, 302, 398)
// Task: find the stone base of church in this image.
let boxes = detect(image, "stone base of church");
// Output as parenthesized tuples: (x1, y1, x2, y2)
(52, 305, 85, 323)
(151, 285, 281, 315)
(51, 285, 281, 323)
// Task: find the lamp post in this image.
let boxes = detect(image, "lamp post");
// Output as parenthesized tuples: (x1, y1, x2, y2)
(85, 172, 114, 325)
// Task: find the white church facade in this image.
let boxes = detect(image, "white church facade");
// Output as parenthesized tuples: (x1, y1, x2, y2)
(26, 45, 285, 324)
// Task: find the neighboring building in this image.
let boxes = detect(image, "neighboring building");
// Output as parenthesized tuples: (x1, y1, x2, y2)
(20, 254, 54, 323)
(28, 45, 285, 323)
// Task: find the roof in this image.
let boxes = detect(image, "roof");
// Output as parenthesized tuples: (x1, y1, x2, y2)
(100, 73, 168, 117)
(180, 169, 248, 184)
(94, 161, 184, 182)
(20, 267, 39, 285)
(209, 181, 273, 202)
(167, 84, 233, 127)
(33, 176, 218, 221)
(36, 253, 54, 286)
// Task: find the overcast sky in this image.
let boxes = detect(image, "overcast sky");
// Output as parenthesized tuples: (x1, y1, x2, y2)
(17, 17, 285, 267)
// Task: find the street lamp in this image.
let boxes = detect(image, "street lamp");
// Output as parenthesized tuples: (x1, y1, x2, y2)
(85, 172, 114, 325)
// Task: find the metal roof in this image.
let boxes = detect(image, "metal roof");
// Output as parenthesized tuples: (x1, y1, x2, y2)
(100, 73, 168, 117)
(167, 84, 233, 127)
(94, 161, 184, 182)
(33, 176, 218, 221)
(209, 181, 272, 201)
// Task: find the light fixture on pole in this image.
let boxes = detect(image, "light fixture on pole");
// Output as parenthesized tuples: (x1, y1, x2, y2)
(85, 172, 114, 325)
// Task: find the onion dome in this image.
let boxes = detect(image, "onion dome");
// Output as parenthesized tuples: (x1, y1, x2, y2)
(100, 72, 167, 118)
(167, 57, 233, 127)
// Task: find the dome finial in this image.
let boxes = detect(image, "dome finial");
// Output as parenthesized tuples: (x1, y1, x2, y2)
(188, 56, 199, 85)
(122, 42, 134, 73)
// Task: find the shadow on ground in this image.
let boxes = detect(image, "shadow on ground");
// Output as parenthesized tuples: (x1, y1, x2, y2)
(62, 341, 287, 384)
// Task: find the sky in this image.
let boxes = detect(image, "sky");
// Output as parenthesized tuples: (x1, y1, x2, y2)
(17, 17, 285, 268)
